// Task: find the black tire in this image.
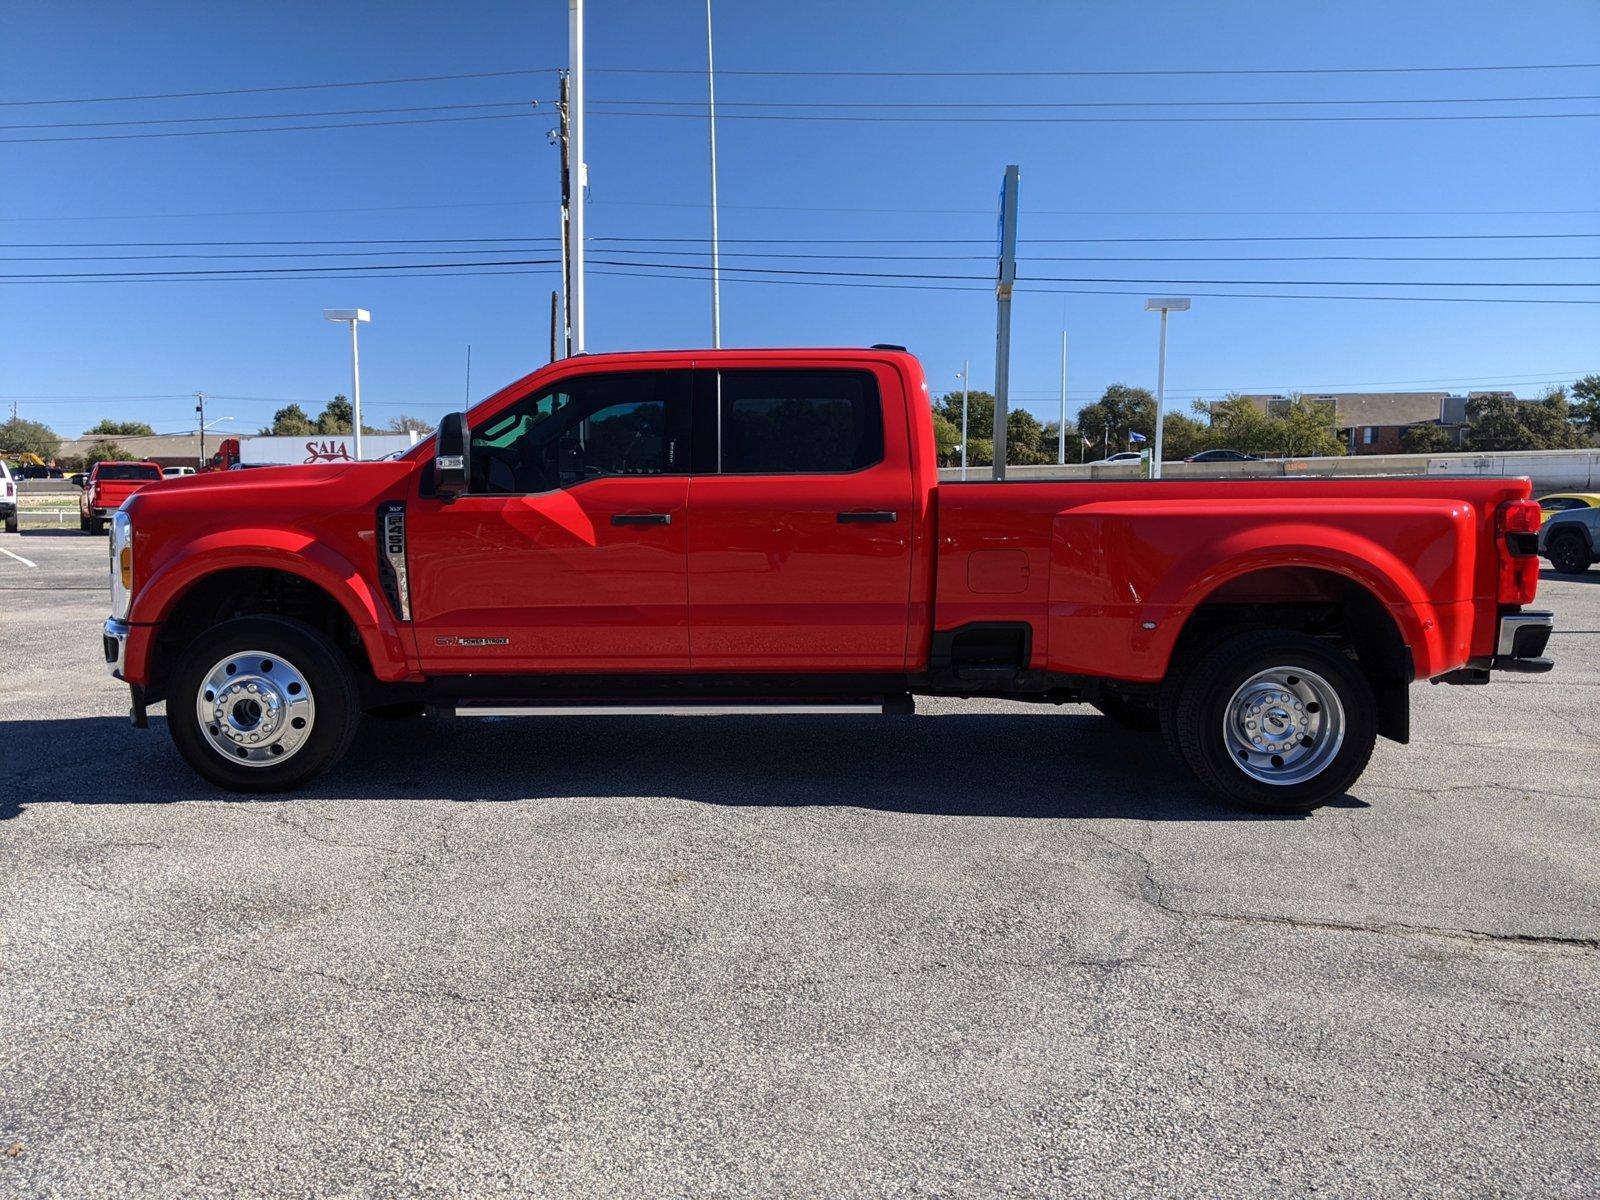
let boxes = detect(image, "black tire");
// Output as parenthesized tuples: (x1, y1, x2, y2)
(1090, 693, 1161, 732)
(3, 512, 16, 534)
(79, 514, 90, 533)
(90, 517, 106, 535)
(1546, 530, 1592, 575)
(166, 615, 360, 793)
(1170, 628, 1377, 815)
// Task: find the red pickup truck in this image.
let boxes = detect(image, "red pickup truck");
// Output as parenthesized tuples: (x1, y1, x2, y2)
(80, 460, 163, 534)
(102, 348, 1553, 813)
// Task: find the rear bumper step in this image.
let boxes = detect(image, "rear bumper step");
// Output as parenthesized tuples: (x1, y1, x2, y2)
(437, 695, 914, 719)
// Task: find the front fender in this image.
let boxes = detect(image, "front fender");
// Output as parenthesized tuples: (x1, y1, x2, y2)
(129, 528, 415, 682)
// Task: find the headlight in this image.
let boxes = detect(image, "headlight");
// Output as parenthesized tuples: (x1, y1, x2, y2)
(109, 510, 134, 620)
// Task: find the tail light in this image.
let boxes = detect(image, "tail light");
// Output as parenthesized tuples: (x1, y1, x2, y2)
(1496, 498, 1540, 605)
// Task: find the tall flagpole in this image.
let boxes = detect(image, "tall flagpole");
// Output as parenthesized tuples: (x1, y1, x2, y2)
(706, 0, 722, 347)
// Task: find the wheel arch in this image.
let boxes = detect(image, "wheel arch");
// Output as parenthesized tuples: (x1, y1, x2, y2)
(1167, 563, 1413, 744)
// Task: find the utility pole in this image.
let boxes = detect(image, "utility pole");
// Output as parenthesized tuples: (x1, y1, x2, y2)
(567, 0, 586, 354)
(1058, 330, 1068, 465)
(464, 345, 472, 405)
(194, 391, 206, 469)
(555, 71, 572, 358)
(550, 291, 560, 362)
(992, 164, 1019, 480)
(706, 0, 722, 347)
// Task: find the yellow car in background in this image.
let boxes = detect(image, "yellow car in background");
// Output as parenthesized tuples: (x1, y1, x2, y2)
(1535, 493, 1600, 525)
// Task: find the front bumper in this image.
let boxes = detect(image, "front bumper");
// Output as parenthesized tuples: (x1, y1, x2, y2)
(103, 617, 128, 679)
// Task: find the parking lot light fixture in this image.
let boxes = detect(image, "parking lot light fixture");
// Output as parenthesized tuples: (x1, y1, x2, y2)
(323, 308, 371, 460)
(1143, 297, 1189, 479)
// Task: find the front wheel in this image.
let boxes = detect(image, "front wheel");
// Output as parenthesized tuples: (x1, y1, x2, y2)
(3, 512, 16, 534)
(166, 615, 360, 792)
(1169, 629, 1376, 814)
(1546, 530, 1592, 575)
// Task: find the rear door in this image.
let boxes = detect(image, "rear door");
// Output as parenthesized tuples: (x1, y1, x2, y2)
(686, 362, 915, 671)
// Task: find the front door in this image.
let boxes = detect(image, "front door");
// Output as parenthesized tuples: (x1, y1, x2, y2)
(408, 368, 692, 673)
(686, 365, 915, 671)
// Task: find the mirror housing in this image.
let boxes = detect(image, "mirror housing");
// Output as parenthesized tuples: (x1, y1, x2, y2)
(434, 412, 470, 500)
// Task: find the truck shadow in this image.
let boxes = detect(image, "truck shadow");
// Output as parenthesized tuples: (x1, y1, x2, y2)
(0, 711, 1367, 824)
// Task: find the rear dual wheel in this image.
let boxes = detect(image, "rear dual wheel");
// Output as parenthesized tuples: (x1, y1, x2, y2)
(1163, 628, 1376, 814)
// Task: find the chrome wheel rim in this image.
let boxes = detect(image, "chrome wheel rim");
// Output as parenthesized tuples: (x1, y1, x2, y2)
(1222, 665, 1344, 787)
(194, 650, 315, 767)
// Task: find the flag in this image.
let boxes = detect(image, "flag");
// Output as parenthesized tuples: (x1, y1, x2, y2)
(1081, 435, 1092, 448)
(1129, 431, 1148, 444)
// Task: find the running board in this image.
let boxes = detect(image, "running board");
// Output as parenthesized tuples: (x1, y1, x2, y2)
(439, 696, 912, 719)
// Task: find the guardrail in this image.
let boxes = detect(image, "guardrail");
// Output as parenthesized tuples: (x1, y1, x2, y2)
(938, 448, 1600, 490)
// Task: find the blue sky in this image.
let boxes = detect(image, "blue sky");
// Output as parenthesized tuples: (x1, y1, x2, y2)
(1, 0, 1596, 439)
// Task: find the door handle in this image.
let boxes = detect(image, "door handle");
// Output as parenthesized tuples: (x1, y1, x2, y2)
(612, 512, 672, 526)
(836, 510, 898, 524)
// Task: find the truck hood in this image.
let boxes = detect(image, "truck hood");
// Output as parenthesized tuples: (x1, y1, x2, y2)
(124, 460, 415, 519)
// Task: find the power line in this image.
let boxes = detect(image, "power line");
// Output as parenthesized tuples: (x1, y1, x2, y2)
(0, 100, 543, 131)
(0, 112, 543, 145)
(596, 92, 1600, 110)
(7, 231, 1596, 249)
(591, 199, 1600, 218)
(590, 265, 1600, 305)
(0, 68, 558, 107)
(588, 107, 1600, 124)
(590, 61, 1600, 78)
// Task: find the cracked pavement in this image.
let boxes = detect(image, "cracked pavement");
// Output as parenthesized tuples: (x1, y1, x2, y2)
(2, 531, 1598, 1197)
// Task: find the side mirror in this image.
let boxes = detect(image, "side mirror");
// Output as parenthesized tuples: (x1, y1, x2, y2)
(434, 412, 471, 500)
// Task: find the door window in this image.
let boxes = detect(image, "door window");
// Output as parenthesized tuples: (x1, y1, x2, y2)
(469, 371, 687, 495)
(712, 370, 884, 475)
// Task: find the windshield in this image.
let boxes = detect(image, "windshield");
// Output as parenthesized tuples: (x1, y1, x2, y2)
(96, 464, 161, 481)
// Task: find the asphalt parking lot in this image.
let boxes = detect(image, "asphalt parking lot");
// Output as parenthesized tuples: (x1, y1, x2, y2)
(2, 529, 1597, 1198)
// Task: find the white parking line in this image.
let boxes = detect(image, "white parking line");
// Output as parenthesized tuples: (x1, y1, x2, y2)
(0, 544, 39, 568)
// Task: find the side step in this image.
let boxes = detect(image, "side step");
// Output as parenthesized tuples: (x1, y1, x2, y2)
(439, 695, 914, 719)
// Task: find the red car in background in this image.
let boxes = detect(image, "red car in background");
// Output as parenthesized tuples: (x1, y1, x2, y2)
(79, 460, 162, 534)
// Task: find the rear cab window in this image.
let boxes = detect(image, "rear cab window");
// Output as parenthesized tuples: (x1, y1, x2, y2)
(95, 464, 162, 481)
(700, 369, 885, 475)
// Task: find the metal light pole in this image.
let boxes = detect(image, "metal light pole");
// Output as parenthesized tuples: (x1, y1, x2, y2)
(991, 165, 1019, 481)
(194, 391, 206, 469)
(1143, 297, 1189, 479)
(1058, 330, 1068, 465)
(568, 0, 586, 353)
(323, 308, 371, 459)
(957, 362, 970, 481)
(706, 0, 722, 347)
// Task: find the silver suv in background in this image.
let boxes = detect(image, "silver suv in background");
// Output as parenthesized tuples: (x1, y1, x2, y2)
(1539, 507, 1598, 574)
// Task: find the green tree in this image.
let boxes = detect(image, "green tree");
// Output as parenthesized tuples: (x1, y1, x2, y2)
(264, 404, 315, 436)
(316, 395, 354, 434)
(1273, 396, 1345, 458)
(1160, 410, 1209, 461)
(1465, 391, 1586, 451)
(1076, 384, 1157, 455)
(1402, 423, 1454, 454)
(1005, 408, 1052, 465)
(83, 439, 135, 469)
(0, 416, 62, 462)
(931, 412, 961, 466)
(932, 389, 995, 442)
(85, 419, 155, 437)
(1571, 373, 1600, 439)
